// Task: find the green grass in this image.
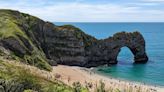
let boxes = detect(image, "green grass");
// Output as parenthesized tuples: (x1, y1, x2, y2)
(0, 10, 52, 71)
(0, 60, 91, 92)
(0, 59, 146, 92)
(0, 60, 73, 92)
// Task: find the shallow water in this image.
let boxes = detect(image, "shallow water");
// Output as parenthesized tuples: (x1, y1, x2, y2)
(55, 22, 164, 86)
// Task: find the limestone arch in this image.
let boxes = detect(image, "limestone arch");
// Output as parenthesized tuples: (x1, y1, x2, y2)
(111, 32, 148, 63)
(103, 32, 148, 65)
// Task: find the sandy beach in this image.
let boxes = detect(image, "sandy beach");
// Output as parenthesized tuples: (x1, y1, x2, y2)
(1, 59, 164, 92)
(52, 65, 164, 92)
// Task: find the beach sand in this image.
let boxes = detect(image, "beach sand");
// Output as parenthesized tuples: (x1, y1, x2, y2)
(1, 58, 163, 92)
(52, 65, 164, 92)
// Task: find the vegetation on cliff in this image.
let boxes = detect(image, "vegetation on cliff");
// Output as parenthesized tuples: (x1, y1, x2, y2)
(0, 9, 98, 69)
(0, 9, 51, 71)
(57, 25, 97, 48)
(0, 9, 148, 69)
(0, 9, 100, 70)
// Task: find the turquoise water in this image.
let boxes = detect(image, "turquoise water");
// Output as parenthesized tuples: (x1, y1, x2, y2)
(55, 22, 164, 86)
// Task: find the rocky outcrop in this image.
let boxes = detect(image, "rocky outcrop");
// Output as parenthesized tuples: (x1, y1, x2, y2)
(0, 9, 148, 69)
(84, 32, 148, 67)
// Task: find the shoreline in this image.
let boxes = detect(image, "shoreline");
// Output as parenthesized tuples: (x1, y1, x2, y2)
(92, 68, 164, 88)
(84, 67, 164, 91)
(52, 65, 164, 92)
(93, 69, 164, 90)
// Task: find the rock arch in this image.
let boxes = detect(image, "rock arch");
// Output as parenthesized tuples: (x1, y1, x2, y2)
(83, 32, 148, 67)
(102, 32, 148, 65)
(115, 45, 148, 64)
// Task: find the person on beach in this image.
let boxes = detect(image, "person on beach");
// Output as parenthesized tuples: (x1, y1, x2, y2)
(68, 76, 71, 83)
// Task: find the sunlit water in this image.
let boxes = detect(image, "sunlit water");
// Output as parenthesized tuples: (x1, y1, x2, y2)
(55, 22, 164, 86)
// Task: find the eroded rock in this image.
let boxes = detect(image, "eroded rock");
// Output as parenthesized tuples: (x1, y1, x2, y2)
(0, 9, 148, 69)
(85, 32, 148, 67)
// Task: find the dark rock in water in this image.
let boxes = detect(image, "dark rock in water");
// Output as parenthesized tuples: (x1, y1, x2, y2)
(0, 9, 148, 70)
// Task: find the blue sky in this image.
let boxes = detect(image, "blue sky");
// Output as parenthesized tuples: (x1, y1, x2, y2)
(0, 0, 164, 22)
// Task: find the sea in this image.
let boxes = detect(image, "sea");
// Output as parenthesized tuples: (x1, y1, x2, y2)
(55, 22, 164, 87)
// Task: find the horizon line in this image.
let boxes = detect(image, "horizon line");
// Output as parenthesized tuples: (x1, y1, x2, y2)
(54, 21, 164, 23)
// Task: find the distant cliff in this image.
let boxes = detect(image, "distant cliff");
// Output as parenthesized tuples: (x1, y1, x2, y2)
(0, 9, 148, 70)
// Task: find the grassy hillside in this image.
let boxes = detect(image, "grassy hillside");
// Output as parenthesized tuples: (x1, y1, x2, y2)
(0, 59, 89, 92)
(0, 9, 52, 71)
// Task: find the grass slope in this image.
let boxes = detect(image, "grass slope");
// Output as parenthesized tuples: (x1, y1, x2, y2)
(0, 60, 74, 92)
(0, 9, 51, 71)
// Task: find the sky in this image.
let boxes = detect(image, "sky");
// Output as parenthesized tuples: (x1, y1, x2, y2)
(0, 0, 164, 22)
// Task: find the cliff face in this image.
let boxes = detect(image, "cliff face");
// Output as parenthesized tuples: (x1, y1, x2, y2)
(0, 9, 148, 70)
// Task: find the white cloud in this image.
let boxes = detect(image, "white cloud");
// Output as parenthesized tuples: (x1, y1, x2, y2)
(142, 0, 164, 3)
(0, 1, 164, 22)
(128, 2, 159, 6)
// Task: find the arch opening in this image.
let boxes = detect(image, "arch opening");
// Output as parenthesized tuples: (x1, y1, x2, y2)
(117, 47, 135, 64)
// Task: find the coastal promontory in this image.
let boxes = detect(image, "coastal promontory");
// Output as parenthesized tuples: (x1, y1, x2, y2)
(0, 9, 148, 70)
